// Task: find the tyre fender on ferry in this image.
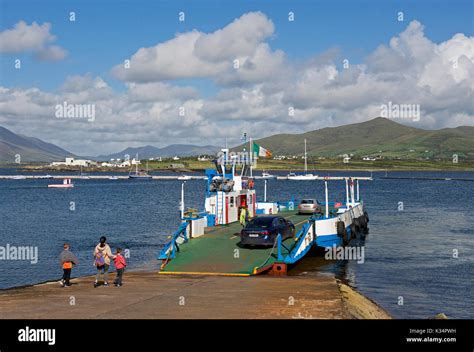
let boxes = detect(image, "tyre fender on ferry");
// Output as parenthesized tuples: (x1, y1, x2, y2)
(353, 218, 361, 231)
(360, 215, 368, 229)
(337, 221, 345, 237)
(342, 229, 349, 246)
(350, 223, 357, 239)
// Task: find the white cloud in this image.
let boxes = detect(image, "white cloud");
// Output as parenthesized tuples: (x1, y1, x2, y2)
(0, 21, 54, 53)
(35, 45, 68, 61)
(111, 12, 280, 85)
(126, 82, 199, 102)
(281, 20, 474, 124)
(0, 21, 67, 61)
(61, 74, 110, 93)
(193, 11, 274, 62)
(112, 31, 220, 81)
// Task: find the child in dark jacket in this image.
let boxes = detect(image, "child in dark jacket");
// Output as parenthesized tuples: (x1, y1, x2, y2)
(59, 243, 78, 287)
(113, 248, 127, 287)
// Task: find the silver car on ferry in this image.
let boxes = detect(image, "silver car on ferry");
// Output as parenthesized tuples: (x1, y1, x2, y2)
(298, 199, 321, 214)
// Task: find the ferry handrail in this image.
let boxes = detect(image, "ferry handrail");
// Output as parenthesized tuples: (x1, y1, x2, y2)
(254, 223, 311, 272)
(277, 234, 291, 261)
(157, 222, 189, 261)
(286, 220, 315, 263)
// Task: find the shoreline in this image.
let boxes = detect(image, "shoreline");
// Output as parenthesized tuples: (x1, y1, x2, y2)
(338, 282, 392, 319)
(1, 162, 474, 172)
(1, 166, 474, 173)
(0, 270, 391, 319)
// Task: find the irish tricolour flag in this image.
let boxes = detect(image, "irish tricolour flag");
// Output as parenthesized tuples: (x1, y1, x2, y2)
(253, 142, 272, 158)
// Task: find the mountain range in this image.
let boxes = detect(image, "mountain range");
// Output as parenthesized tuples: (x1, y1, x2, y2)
(1, 118, 473, 162)
(95, 144, 221, 161)
(0, 126, 75, 162)
(0, 126, 220, 162)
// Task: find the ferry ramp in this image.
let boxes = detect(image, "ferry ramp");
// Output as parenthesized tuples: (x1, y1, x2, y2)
(159, 211, 311, 276)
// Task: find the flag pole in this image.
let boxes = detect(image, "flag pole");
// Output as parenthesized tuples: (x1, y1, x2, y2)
(249, 137, 253, 177)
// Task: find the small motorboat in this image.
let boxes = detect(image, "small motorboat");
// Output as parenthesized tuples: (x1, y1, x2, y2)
(48, 178, 74, 188)
(255, 171, 276, 179)
(109, 176, 119, 180)
(38, 174, 53, 179)
(11, 175, 27, 180)
(129, 172, 152, 179)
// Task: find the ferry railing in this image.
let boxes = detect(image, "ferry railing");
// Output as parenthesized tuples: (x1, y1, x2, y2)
(157, 222, 189, 262)
(276, 233, 291, 261)
(285, 221, 314, 263)
(254, 218, 318, 272)
(254, 222, 314, 272)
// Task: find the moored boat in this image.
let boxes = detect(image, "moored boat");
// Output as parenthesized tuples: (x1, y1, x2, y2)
(79, 165, 89, 179)
(287, 139, 318, 180)
(129, 154, 152, 179)
(48, 178, 74, 188)
(255, 171, 276, 179)
(287, 172, 318, 181)
(129, 172, 152, 179)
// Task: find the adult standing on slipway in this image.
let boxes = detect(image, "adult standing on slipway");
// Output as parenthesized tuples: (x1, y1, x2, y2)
(93, 236, 113, 288)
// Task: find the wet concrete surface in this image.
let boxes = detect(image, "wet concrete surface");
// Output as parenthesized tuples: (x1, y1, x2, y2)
(0, 271, 368, 319)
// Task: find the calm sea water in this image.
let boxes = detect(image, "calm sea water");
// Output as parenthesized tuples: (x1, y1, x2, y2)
(0, 168, 473, 319)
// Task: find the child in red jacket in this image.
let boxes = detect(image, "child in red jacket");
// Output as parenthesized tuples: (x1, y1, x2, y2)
(113, 248, 127, 287)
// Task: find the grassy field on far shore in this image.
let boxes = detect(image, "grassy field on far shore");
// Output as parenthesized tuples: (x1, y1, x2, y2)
(3, 157, 474, 172)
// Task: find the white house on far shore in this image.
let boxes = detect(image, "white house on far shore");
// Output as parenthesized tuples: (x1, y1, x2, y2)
(100, 158, 141, 168)
(50, 157, 96, 167)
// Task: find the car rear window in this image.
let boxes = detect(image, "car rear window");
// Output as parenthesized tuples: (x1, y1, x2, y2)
(246, 217, 274, 228)
(301, 199, 315, 204)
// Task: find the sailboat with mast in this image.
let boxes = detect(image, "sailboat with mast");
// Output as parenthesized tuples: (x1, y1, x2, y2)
(129, 153, 152, 179)
(79, 165, 89, 179)
(287, 139, 318, 180)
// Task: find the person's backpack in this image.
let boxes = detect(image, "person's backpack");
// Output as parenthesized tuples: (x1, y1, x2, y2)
(94, 251, 105, 266)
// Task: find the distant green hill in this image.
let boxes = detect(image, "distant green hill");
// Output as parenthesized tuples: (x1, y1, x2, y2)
(238, 118, 474, 160)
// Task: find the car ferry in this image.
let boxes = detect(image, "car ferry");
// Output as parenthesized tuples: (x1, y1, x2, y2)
(158, 148, 371, 276)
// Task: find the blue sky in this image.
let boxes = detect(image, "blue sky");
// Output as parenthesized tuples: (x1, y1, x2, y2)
(0, 0, 473, 155)
(2, 0, 472, 92)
